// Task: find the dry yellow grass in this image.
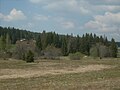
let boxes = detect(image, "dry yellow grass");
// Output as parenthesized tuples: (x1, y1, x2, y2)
(0, 64, 114, 80)
(0, 58, 120, 90)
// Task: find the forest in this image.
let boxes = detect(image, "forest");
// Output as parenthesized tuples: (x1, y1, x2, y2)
(0, 26, 118, 62)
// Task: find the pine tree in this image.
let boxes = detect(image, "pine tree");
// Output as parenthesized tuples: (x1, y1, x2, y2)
(41, 30, 47, 49)
(110, 38, 118, 57)
(36, 35, 42, 51)
(76, 35, 80, 52)
(53, 32, 60, 48)
(104, 37, 109, 46)
(100, 36, 104, 44)
(61, 37, 68, 56)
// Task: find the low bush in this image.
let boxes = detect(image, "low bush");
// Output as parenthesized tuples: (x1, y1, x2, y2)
(25, 50, 34, 63)
(0, 51, 12, 60)
(43, 45, 62, 60)
(69, 52, 84, 60)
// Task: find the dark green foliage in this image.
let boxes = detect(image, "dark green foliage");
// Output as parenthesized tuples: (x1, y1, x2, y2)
(0, 34, 12, 51)
(110, 38, 118, 58)
(67, 37, 77, 53)
(116, 42, 120, 47)
(61, 37, 68, 56)
(99, 35, 104, 43)
(0, 34, 12, 59)
(0, 26, 118, 58)
(79, 34, 91, 55)
(36, 35, 42, 50)
(0, 35, 6, 50)
(0, 26, 38, 44)
(26, 50, 34, 63)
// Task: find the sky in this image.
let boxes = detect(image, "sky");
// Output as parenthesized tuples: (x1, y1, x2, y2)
(0, 0, 120, 41)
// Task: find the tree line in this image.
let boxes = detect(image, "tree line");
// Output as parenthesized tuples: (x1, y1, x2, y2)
(0, 26, 118, 61)
(0, 26, 39, 44)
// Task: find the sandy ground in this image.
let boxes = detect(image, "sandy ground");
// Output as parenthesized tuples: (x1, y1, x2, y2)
(0, 64, 114, 80)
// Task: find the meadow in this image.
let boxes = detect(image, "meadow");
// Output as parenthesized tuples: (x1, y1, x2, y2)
(0, 57, 120, 90)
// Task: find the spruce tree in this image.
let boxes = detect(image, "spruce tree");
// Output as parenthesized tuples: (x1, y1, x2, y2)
(26, 50, 34, 63)
(76, 35, 80, 52)
(110, 38, 118, 58)
(61, 37, 67, 56)
(36, 35, 42, 51)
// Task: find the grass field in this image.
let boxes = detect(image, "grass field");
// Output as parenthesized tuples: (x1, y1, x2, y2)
(0, 58, 120, 90)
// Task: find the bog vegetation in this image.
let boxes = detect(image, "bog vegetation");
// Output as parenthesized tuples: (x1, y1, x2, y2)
(0, 26, 118, 62)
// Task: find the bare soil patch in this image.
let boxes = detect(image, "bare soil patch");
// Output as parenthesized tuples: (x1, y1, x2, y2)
(0, 65, 115, 79)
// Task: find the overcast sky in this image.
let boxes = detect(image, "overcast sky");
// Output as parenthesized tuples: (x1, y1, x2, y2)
(0, 0, 120, 41)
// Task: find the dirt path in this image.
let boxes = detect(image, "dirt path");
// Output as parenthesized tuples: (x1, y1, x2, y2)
(0, 65, 114, 80)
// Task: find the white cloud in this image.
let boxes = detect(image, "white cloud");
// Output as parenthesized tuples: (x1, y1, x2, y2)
(93, 5, 120, 12)
(85, 12, 120, 33)
(61, 21, 75, 29)
(104, 0, 120, 3)
(102, 5, 120, 11)
(94, 12, 120, 24)
(0, 8, 26, 22)
(85, 0, 120, 5)
(84, 12, 120, 41)
(29, 0, 57, 4)
(29, 0, 120, 15)
(43, 0, 90, 14)
(29, 0, 90, 14)
(52, 16, 75, 29)
(33, 14, 49, 21)
(30, 0, 42, 3)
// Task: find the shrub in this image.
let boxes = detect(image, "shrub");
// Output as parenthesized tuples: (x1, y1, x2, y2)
(25, 50, 34, 63)
(69, 52, 84, 60)
(0, 51, 12, 60)
(90, 44, 112, 58)
(22, 53, 26, 61)
(43, 45, 62, 60)
(90, 46, 99, 57)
